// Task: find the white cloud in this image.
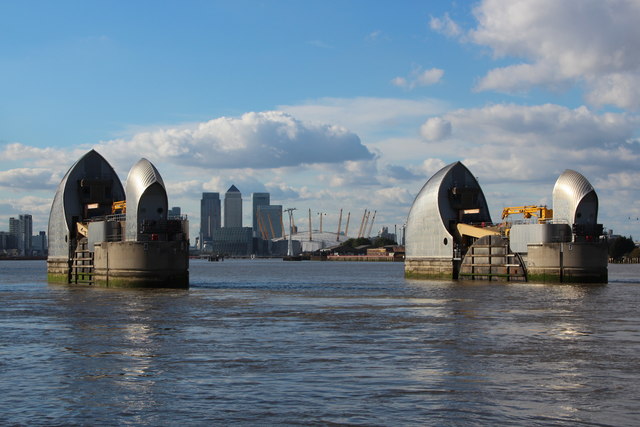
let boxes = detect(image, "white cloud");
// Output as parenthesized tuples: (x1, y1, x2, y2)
(595, 171, 640, 191)
(374, 187, 414, 205)
(392, 67, 444, 90)
(317, 159, 379, 188)
(415, 103, 640, 183)
(415, 158, 447, 178)
(420, 117, 452, 141)
(165, 180, 203, 199)
(265, 182, 300, 200)
(95, 111, 373, 170)
(385, 164, 420, 181)
(585, 72, 640, 110)
(366, 30, 387, 42)
(468, 0, 640, 109)
(411, 102, 640, 234)
(391, 77, 407, 87)
(429, 13, 462, 37)
(0, 168, 60, 191)
(0, 143, 78, 168)
(2, 195, 53, 231)
(279, 97, 447, 136)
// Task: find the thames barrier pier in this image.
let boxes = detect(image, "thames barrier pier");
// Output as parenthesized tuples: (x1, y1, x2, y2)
(47, 150, 189, 288)
(404, 162, 607, 283)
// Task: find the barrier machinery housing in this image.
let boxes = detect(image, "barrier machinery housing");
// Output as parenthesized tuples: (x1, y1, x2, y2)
(404, 162, 607, 283)
(47, 150, 189, 288)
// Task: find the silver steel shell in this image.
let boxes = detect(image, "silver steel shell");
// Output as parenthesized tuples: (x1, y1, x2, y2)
(405, 161, 492, 258)
(47, 150, 125, 258)
(552, 169, 598, 226)
(125, 158, 168, 241)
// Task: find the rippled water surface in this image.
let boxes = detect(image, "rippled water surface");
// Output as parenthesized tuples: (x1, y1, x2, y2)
(1, 259, 640, 425)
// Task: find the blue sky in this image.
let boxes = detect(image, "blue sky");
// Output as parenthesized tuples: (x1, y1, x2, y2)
(1, 0, 639, 240)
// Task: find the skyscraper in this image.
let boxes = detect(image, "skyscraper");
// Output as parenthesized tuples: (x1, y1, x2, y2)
(20, 214, 32, 256)
(9, 214, 32, 256)
(252, 192, 270, 237)
(200, 193, 221, 248)
(32, 231, 47, 256)
(224, 185, 242, 228)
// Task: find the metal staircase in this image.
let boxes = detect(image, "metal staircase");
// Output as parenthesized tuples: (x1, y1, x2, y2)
(458, 235, 527, 281)
(70, 238, 94, 284)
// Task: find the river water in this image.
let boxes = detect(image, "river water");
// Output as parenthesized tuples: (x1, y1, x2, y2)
(1, 259, 639, 426)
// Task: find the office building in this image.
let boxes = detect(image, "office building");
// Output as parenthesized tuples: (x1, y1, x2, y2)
(200, 193, 221, 248)
(210, 227, 253, 256)
(9, 214, 32, 256)
(0, 231, 18, 253)
(224, 185, 242, 228)
(252, 192, 270, 238)
(32, 231, 47, 256)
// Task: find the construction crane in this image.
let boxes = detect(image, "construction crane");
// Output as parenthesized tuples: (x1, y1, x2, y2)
(112, 200, 126, 214)
(366, 210, 377, 238)
(344, 211, 351, 238)
(501, 205, 553, 223)
(358, 209, 369, 238)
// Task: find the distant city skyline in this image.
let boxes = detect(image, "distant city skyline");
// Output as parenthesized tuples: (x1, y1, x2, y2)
(1, 1, 639, 240)
(0, 214, 47, 256)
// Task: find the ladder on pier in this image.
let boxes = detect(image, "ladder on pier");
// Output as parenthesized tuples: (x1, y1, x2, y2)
(458, 235, 527, 281)
(71, 239, 94, 285)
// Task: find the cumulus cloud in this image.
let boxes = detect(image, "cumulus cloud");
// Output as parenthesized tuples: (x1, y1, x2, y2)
(468, 0, 640, 109)
(265, 182, 300, 200)
(0, 168, 60, 191)
(374, 187, 414, 205)
(5, 194, 54, 221)
(595, 171, 640, 191)
(429, 13, 462, 37)
(94, 111, 373, 169)
(165, 180, 203, 199)
(279, 97, 447, 135)
(392, 67, 444, 90)
(316, 159, 379, 188)
(385, 165, 420, 181)
(448, 103, 637, 150)
(418, 103, 640, 183)
(420, 117, 452, 141)
(0, 143, 77, 168)
(416, 158, 447, 178)
(406, 103, 640, 234)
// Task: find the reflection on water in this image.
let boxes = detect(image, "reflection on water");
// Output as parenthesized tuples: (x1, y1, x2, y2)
(1, 260, 639, 425)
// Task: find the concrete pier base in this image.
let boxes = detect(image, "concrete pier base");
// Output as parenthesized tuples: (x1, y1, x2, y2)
(405, 257, 454, 279)
(525, 241, 608, 283)
(47, 257, 71, 283)
(93, 241, 189, 288)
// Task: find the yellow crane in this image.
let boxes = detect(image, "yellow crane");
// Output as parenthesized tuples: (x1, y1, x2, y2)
(112, 200, 126, 214)
(501, 205, 553, 223)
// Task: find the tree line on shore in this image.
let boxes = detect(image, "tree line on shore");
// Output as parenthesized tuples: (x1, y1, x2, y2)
(609, 236, 639, 262)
